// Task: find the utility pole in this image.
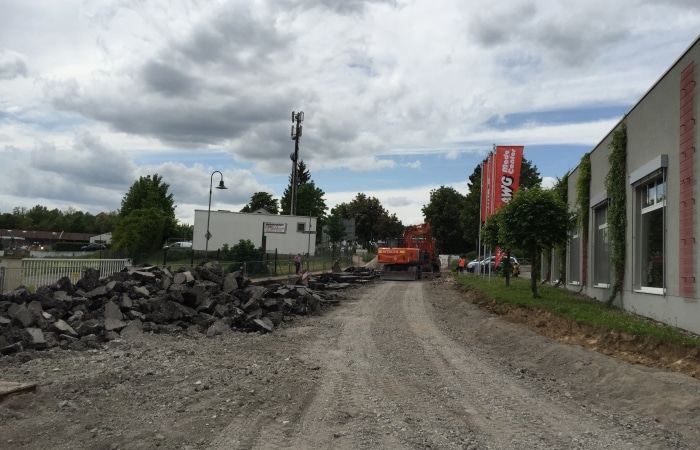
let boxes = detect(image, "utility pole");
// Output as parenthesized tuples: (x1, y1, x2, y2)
(290, 111, 304, 216)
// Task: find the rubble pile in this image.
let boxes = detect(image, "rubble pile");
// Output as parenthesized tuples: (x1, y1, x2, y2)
(0, 261, 376, 355)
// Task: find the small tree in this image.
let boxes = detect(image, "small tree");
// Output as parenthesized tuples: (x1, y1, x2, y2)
(498, 187, 570, 298)
(115, 174, 177, 251)
(240, 192, 279, 214)
(325, 211, 347, 254)
(221, 239, 267, 274)
(111, 208, 168, 256)
(480, 209, 514, 286)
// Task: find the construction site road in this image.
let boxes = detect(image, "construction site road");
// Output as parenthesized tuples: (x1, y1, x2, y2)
(2, 273, 700, 449)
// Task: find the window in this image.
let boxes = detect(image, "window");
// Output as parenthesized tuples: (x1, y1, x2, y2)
(593, 204, 610, 286)
(568, 228, 580, 285)
(636, 176, 665, 292)
(297, 222, 306, 233)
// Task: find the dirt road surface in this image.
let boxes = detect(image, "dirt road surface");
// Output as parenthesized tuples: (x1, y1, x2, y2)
(2, 273, 700, 449)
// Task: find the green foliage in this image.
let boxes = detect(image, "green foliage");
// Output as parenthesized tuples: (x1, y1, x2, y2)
(479, 208, 502, 250)
(605, 122, 628, 304)
(575, 153, 591, 230)
(461, 159, 542, 253)
(280, 160, 314, 214)
(456, 276, 700, 349)
(120, 174, 175, 218)
(280, 162, 326, 245)
(0, 206, 118, 235)
(221, 239, 268, 274)
(53, 241, 88, 251)
(497, 187, 570, 297)
(172, 223, 193, 241)
(240, 192, 279, 214)
(460, 165, 483, 251)
(325, 211, 347, 250)
(333, 193, 403, 247)
(575, 153, 592, 287)
(115, 174, 178, 251)
(551, 172, 571, 282)
(111, 208, 169, 254)
(422, 186, 468, 254)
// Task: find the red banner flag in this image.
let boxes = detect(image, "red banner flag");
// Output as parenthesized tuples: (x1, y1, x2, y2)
(480, 157, 490, 223)
(492, 146, 524, 213)
(491, 145, 524, 268)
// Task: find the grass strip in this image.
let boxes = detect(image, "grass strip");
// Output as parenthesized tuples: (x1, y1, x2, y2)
(455, 274, 700, 349)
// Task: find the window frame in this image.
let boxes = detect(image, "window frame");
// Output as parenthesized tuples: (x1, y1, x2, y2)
(633, 172, 666, 295)
(568, 227, 581, 286)
(592, 202, 610, 288)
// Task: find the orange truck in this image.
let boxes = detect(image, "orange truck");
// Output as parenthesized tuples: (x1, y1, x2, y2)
(376, 223, 441, 281)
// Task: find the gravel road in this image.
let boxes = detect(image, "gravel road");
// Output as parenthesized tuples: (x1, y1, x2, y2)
(2, 273, 699, 449)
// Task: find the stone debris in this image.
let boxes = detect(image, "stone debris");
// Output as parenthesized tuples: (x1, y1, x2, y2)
(0, 261, 378, 354)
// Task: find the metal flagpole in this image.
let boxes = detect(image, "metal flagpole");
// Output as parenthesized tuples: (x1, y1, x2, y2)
(477, 159, 484, 275)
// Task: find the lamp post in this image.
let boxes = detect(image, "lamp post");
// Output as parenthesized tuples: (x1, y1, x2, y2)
(205, 170, 227, 258)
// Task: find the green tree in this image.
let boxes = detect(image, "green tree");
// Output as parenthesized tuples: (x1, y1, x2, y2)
(280, 160, 312, 214)
(422, 186, 468, 254)
(479, 207, 516, 285)
(333, 193, 402, 248)
(111, 207, 169, 255)
(460, 159, 541, 255)
(325, 210, 348, 253)
(497, 187, 570, 298)
(172, 223, 194, 242)
(550, 172, 571, 285)
(240, 192, 279, 214)
(221, 239, 267, 274)
(114, 174, 177, 251)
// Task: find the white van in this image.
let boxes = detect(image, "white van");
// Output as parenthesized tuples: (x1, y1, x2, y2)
(164, 241, 193, 249)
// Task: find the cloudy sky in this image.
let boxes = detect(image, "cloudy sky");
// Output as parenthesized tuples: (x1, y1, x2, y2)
(1, 0, 699, 227)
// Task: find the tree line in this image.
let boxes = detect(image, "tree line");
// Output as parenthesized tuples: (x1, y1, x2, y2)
(1, 157, 570, 269)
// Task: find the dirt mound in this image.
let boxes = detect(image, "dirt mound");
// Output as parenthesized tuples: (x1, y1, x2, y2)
(460, 284, 700, 379)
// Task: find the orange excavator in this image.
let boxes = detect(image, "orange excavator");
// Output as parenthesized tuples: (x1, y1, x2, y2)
(376, 223, 441, 281)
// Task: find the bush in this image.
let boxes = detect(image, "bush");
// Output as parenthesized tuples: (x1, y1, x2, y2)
(54, 241, 87, 251)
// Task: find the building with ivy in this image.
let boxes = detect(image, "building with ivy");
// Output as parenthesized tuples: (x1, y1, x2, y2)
(563, 35, 699, 335)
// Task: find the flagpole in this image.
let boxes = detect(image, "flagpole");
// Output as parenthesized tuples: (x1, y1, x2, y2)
(478, 159, 484, 275)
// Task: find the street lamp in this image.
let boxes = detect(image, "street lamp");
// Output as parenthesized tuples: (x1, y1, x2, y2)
(205, 170, 227, 257)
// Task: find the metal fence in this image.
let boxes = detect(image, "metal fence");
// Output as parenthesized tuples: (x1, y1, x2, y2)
(160, 251, 364, 278)
(0, 251, 372, 293)
(0, 258, 131, 294)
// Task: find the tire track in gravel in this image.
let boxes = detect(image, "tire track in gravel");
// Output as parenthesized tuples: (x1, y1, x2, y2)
(210, 279, 684, 449)
(384, 279, 685, 449)
(285, 282, 409, 450)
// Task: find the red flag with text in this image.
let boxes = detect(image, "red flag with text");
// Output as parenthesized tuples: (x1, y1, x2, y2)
(480, 156, 491, 222)
(492, 146, 524, 213)
(492, 145, 524, 268)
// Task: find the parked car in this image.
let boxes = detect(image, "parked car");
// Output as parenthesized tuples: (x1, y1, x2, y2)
(478, 255, 520, 276)
(163, 241, 193, 250)
(466, 258, 483, 273)
(81, 243, 106, 251)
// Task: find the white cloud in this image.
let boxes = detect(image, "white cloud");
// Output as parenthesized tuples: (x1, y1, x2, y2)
(0, 0, 698, 227)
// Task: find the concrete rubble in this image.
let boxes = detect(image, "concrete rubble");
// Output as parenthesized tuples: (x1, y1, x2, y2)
(0, 260, 378, 355)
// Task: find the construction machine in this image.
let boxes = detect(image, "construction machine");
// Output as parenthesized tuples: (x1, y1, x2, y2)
(376, 223, 441, 281)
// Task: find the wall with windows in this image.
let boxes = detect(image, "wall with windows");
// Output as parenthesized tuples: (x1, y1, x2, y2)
(192, 210, 318, 256)
(565, 36, 699, 335)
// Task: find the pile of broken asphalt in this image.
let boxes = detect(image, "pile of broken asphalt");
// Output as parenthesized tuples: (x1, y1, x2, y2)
(0, 260, 378, 356)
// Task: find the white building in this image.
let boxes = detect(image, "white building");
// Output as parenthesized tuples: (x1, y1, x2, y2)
(561, 35, 700, 335)
(193, 209, 318, 256)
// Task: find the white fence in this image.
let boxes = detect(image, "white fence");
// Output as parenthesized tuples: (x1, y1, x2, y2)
(0, 258, 131, 294)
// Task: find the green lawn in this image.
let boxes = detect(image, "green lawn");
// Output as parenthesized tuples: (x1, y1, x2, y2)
(455, 273, 700, 349)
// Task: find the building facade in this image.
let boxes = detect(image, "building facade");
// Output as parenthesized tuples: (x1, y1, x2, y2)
(193, 209, 318, 256)
(564, 36, 699, 334)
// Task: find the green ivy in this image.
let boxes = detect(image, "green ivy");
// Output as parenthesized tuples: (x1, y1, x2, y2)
(575, 153, 591, 288)
(605, 122, 627, 304)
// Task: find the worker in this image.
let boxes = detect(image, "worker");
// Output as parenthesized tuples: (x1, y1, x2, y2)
(294, 252, 302, 274)
(457, 256, 466, 274)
